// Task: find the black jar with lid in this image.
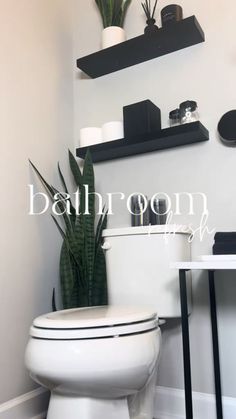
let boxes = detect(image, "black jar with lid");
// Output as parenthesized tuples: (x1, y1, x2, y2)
(179, 100, 199, 124)
(161, 4, 183, 26)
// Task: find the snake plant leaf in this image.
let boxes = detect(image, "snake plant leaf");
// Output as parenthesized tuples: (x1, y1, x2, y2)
(112, 0, 123, 26)
(52, 213, 84, 287)
(103, 0, 114, 27)
(93, 213, 107, 305)
(120, 0, 132, 26)
(95, 211, 108, 253)
(29, 159, 55, 201)
(30, 160, 73, 233)
(60, 241, 87, 308)
(95, 0, 106, 27)
(57, 163, 76, 224)
(69, 150, 83, 187)
(58, 163, 69, 194)
(60, 241, 76, 308)
(72, 217, 86, 273)
(82, 150, 95, 218)
(82, 151, 95, 306)
(68, 155, 87, 276)
(52, 288, 57, 312)
(95, 0, 131, 27)
(51, 215, 81, 273)
(50, 186, 73, 233)
(93, 246, 108, 306)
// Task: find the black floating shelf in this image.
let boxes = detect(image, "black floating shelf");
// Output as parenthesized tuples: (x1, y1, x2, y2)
(76, 122, 209, 163)
(77, 16, 205, 78)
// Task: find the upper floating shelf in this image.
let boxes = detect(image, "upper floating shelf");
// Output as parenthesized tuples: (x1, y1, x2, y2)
(77, 16, 205, 78)
(76, 122, 209, 163)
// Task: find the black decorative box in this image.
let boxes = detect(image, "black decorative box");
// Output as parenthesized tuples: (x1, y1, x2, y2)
(123, 100, 162, 142)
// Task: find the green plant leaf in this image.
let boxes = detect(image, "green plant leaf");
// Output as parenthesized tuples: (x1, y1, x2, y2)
(52, 288, 57, 312)
(93, 246, 108, 306)
(29, 159, 55, 201)
(50, 186, 73, 233)
(95, 211, 108, 253)
(105, 0, 115, 27)
(95, 0, 106, 27)
(30, 160, 74, 237)
(58, 163, 69, 194)
(112, 0, 123, 25)
(82, 151, 95, 305)
(68, 150, 83, 187)
(60, 241, 87, 309)
(95, 0, 132, 27)
(60, 241, 76, 308)
(120, 0, 132, 26)
(57, 163, 76, 222)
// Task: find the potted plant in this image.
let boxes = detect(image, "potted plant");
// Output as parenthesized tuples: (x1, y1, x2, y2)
(30, 150, 108, 310)
(95, 0, 132, 49)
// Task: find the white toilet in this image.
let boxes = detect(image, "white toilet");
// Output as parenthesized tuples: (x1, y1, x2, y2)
(25, 225, 191, 419)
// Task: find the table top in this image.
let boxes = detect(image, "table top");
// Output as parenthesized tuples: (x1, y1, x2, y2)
(171, 261, 236, 270)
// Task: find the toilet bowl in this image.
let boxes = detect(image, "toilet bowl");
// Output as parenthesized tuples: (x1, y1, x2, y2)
(26, 226, 191, 418)
(25, 305, 161, 419)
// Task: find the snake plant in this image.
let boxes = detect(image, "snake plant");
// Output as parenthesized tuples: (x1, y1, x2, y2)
(95, 0, 132, 28)
(30, 150, 108, 310)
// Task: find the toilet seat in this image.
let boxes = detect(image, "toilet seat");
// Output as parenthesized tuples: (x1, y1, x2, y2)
(30, 306, 159, 340)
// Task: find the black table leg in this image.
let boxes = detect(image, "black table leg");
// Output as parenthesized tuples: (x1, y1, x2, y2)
(208, 270, 223, 419)
(179, 269, 193, 419)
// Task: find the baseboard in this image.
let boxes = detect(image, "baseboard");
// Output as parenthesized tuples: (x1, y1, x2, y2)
(1, 384, 235, 419)
(155, 386, 236, 419)
(0, 387, 49, 419)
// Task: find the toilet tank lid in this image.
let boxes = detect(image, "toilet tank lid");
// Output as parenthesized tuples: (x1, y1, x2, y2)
(33, 306, 158, 329)
(102, 225, 191, 238)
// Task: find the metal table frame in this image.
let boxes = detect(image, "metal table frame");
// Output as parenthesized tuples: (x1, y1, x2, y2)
(179, 268, 223, 419)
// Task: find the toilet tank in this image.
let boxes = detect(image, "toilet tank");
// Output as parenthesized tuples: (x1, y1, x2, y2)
(103, 225, 192, 318)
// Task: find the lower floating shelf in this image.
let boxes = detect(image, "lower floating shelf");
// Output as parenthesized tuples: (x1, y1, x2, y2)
(76, 121, 209, 163)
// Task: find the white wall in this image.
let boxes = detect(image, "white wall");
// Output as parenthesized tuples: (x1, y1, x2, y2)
(74, 0, 236, 398)
(1, 0, 74, 404)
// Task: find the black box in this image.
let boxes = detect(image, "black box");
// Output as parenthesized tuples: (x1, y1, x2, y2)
(123, 100, 162, 142)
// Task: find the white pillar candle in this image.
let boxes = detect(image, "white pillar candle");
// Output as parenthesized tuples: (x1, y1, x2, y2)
(102, 121, 124, 142)
(79, 127, 102, 147)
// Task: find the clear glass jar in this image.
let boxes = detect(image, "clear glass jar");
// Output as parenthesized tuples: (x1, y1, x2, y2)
(169, 109, 181, 127)
(180, 101, 199, 124)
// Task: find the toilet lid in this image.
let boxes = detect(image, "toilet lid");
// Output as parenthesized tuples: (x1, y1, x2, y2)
(30, 306, 158, 340)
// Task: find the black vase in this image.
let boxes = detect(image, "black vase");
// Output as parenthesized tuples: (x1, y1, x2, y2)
(144, 18, 159, 34)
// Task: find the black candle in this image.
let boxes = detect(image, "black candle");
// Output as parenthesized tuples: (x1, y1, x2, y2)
(161, 4, 183, 26)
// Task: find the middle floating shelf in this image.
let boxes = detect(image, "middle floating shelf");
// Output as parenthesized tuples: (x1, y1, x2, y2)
(76, 121, 209, 163)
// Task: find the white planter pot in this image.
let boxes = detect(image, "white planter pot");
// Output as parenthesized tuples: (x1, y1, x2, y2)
(79, 127, 102, 148)
(102, 121, 124, 142)
(102, 26, 126, 49)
